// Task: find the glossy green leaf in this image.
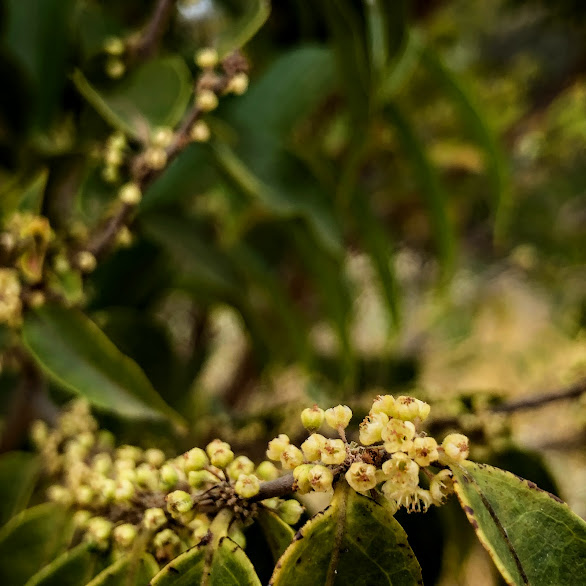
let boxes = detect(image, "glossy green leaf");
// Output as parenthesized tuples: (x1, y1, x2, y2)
(176, 0, 270, 59)
(256, 509, 295, 562)
(386, 102, 456, 281)
(72, 57, 192, 141)
(270, 482, 423, 585)
(0, 451, 39, 526)
(0, 503, 72, 585)
(421, 47, 512, 242)
(22, 305, 185, 424)
(451, 460, 586, 586)
(86, 554, 158, 586)
(25, 542, 104, 586)
(151, 536, 260, 586)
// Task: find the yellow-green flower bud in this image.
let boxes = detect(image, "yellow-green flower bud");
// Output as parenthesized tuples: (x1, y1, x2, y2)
(76, 485, 94, 506)
(227, 456, 255, 481)
(105, 57, 125, 79)
(144, 147, 167, 170)
(255, 461, 279, 481)
(234, 474, 260, 498)
(225, 72, 249, 95)
(153, 528, 181, 555)
(77, 251, 97, 274)
(196, 89, 219, 112)
(300, 433, 325, 461)
(114, 458, 136, 473)
(166, 490, 193, 516)
(280, 445, 304, 470)
(99, 478, 117, 502)
(152, 126, 174, 148)
(345, 462, 377, 493)
(277, 499, 304, 525)
(190, 120, 210, 142)
(136, 463, 158, 489)
(206, 439, 231, 457)
(118, 182, 142, 206)
(73, 510, 92, 529)
(114, 479, 135, 502)
(325, 405, 352, 430)
(30, 420, 48, 448)
(159, 464, 179, 488)
(113, 523, 137, 549)
(300, 405, 325, 431)
(320, 438, 346, 465)
(187, 469, 218, 490)
(85, 517, 112, 550)
(266, 434, 290, 461)
(408, 437, 439, 467)
(47, 485, 73, 506)
(143, 507, 167, 531)
(441, 433, 469, 462)
(195, 48, 219, 69)
(144, 448, 165, 468)
(293, 464, 313, 494)
(103, 36, 125, 56)
(183, 447, 209, 472)
(209, 446, 234, 468)
(308, 465, 334, 492)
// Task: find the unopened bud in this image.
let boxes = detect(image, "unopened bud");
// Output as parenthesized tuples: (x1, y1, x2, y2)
(113, 523, 137, 548)
(105, 58, 125, 79)
(118, 182, 142, 206)
(143, 507, 167, 531)
(277, 499, 304, 525)
(166, 490, 193, 516)
(76, 251, 97, 274)
(190, 120, 210, 142)
(196, 89, 219, 112)
(227, 455, 255, 481)
(144, 147, 167, 170)
(225, 73, 249, 95)
(325, 405, 352, 430)
(255, 461, 279, 481)
(234, 474, 260, 498)
(301, 405, 325, 431)
(195, 48, 219, 69)
(103, 37, 125, 56)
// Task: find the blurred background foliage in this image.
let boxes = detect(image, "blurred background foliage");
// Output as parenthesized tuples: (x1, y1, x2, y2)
(1, 0, 586, 583)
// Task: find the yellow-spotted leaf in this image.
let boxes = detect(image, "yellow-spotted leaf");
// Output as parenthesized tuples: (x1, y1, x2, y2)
(451, 460, 586, 586)
(270, 482, 422, 585)
(151, 536, 260, 586)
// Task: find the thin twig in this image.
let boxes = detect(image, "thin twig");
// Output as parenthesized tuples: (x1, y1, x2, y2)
(128, 0, 176, 61)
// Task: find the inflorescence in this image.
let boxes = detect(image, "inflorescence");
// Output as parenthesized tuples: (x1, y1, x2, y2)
(31, 395, 469, 561)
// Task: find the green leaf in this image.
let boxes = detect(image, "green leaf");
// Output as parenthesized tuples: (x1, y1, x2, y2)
(22, 305, 185, 425)
(421, 46, 512, 242)
(270, 482, 423, 585)
(0, 451, 39, 527)
(4, 0, 74, 130)
(72, 57, 192, 141)
(151, 536, 260, 586)
(86, 554, 158, 586)
(451, 460, 586, 586)
(0, 503, 72, 585)
(25, 542, 104, 586)
(176, 0, 270, 59)
(385, 102, 456, 281)
(142, 214, 241, 302)
(257, 509, 295, 563)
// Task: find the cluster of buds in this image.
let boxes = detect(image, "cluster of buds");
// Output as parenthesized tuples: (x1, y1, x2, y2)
(103, 36, 126, 79)
(102, 132, 128, 184)
(267, 396, 469, 513)
(32, 400, 303, 562)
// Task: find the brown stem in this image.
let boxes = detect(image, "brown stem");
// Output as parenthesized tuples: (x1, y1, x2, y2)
(128, 0, 176, 61)
(251, 474, 296, 502)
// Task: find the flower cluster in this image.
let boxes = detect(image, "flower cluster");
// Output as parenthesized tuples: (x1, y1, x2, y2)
(32, 400, 303, 562)
(267, 396, 469, 513)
